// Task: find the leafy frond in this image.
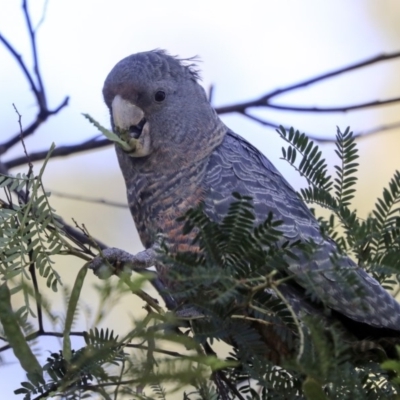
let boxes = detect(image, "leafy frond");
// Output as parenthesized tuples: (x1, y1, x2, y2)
(370, 170, 400, 262)
(333, 126, 359, 207)
(0, 146, 67, 297)
(277, 126, 332, 191)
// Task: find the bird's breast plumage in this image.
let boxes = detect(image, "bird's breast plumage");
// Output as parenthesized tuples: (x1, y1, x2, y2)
(116, 146, 210, 252)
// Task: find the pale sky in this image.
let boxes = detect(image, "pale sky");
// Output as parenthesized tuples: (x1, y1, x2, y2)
(1, 0, 400, 397)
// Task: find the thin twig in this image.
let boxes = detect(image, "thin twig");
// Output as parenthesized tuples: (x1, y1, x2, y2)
(0, 330, 85, 353)
(0, 32, 40, 103)
(12, 104, 33, 199)
(242, 112, 281, 129)
(228, 112, 400, 144)
(0, 96, 69, 155)
(22, 0, 46, 108)
(263, 97, 400, 113)
(34, 0, 49, 32)
(11, 105, 45, 334)
(49, 190, 128, 208)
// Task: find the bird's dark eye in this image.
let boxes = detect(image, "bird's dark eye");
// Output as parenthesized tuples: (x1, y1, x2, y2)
(154, 91, 166, 102)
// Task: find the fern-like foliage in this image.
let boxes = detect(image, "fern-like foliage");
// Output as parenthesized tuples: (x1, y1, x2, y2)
(277, 126, 362, 253)
(15, 328, 126, 400)
(278, 126, 332, 192)
(369, 171, 400, 262)
(333, 126, 359, 207)
(278, 126, 400, 285)
(0, 147, 68, 306)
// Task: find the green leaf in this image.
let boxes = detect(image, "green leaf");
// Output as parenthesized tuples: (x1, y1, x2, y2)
(82, 113, 131, 151)
(0, 283, 43, 380)
(63, 265, 88, 360)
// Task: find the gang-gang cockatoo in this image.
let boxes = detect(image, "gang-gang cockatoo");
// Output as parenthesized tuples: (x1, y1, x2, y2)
(91, 50, 400, 363)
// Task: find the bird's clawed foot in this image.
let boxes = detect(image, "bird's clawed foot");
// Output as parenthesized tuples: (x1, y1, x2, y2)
(89, 247, 157, 279)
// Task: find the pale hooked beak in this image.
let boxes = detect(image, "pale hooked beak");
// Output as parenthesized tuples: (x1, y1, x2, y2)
(111, 95, 151, 157)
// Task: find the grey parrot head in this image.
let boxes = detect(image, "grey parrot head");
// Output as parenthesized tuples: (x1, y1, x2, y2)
(103, 50, 225, 169)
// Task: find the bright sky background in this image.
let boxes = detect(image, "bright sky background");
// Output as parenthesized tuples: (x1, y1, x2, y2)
(1, 0, 400, 397)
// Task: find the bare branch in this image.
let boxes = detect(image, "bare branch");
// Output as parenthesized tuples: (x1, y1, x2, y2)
(228, 112, 400, 144)
(62, 222, 107, 251)
(215, 51, 400, 115)
(355, 121, 400, 139)
(12, 103, 33, 173)
(262, 52, 400, 101)
(304, 121, 400, 144)
(10, 105, 44, 335)
(4, 135, 109, 169)
(22, 0, 46, 108)
(0, 331, 85, 353)
(242, 112, 281, 129)
(50, 190, 128, 208)
(0, 97, 69, 156)
(262, 97, 400, 113)
(34, 0, 49, 32)
(0, 31, 40, 103)
(0, 1, 69, 156)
